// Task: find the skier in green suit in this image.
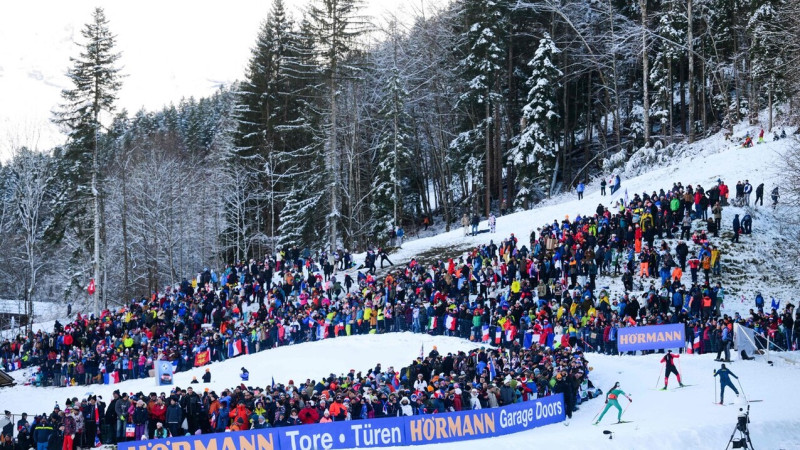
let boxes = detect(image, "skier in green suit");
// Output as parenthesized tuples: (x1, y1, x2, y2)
(594, 381, 632, 424)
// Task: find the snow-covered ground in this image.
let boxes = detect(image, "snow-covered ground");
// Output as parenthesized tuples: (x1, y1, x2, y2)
(3, 125, 800, 449)
(3, 333, 799, 450)
(3, 333, 477, 413)
(392, 346, 800, 450)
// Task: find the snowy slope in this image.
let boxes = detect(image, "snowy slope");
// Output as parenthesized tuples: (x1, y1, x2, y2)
(374, 126, 797, 318)
(4, 333, 799, 450)
(2, 333, 476, 413)
(388, 349, 800, 450)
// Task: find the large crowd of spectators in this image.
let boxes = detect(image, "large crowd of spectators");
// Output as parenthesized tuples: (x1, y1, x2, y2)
(2, 342, 597, 447)
(0, 176, 793, 448)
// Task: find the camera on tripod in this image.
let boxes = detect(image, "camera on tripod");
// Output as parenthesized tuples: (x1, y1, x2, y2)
(728, 405, 753, 449)
(736, 411, 749, 433)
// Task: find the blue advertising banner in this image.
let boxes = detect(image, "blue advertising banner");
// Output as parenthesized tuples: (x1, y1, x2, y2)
(404, 393, 565, 445)
(278, 419, 404, 450)
(118, 394, 565, 450)
(119, 428, 278, 450)
(617, 323, 685, 352)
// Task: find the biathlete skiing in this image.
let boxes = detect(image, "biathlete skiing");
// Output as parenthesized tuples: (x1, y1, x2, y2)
(594, 382, 632, 425)
(660, 349, 685, 389)
(713, 363, 739, 404)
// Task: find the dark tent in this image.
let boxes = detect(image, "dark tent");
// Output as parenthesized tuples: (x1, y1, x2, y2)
(0, 369, 14, 387)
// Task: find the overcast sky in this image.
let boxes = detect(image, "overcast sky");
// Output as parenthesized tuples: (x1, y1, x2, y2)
(0, 0, 437, 159)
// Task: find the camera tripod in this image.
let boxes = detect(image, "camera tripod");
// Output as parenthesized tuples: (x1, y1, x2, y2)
(726, 405, 754, 449)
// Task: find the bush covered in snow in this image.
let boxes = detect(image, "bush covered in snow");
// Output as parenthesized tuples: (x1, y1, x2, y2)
(604, 141, 692, 179)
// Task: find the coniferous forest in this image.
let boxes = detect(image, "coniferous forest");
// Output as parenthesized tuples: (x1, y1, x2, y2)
(2, 0, 799, 314)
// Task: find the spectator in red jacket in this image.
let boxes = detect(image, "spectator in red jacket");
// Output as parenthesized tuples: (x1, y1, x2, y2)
(298, 402, 319, 424)
(229, 403, 250, 431)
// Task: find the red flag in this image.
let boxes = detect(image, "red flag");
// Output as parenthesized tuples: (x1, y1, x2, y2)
(88, 279, 96, 295)
(194, 350, 210, 367)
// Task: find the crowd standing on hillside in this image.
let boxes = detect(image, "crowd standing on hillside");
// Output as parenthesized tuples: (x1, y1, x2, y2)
(0, 343, 598, 446)
(0, 175, 791, 447)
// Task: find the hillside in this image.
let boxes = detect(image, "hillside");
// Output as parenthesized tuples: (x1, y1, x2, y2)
(375, 123, 798, 317)
(2, 124, 799, 450)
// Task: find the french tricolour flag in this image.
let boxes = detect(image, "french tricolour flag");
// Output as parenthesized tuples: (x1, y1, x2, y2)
(229, 339, 243, 357)
(506, 328, 516, 343)
(445, 316, 457, 331)
(482, 325, 490, 342)
(103, 372, 119, 385)
(316, 324, 328, 340)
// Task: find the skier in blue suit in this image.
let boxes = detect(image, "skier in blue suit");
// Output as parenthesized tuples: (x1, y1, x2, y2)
(713, 363, 739, 404)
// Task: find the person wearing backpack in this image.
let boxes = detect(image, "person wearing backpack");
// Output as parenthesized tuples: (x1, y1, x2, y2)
(715, 322, 733, 362)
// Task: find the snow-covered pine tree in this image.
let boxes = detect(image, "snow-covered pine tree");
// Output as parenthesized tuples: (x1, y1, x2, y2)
(277, 182, 320, 250)
(650, 0, 685, 141)
(452, 0, 508, 215)
(307, 0, 368, 251)
(274, 15, 328, 250)
(52, 7, 122, 314)
(235, 0, 293, 161)
(695, 0, 749, 129)
(370, 62, 413, 241)
(747, 0, 788, 130)
(232, 0, 294, 249)
(513, 33, 562, 208)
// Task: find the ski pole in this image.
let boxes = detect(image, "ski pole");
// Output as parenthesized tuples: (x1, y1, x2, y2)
(592, 405, 604, 423)
(714, 378, 717, 403)
(620, 399, 632, 419)
(655, 365, 662, 388)
(737, 379, 747, 401)
(678, 358, 683, 383)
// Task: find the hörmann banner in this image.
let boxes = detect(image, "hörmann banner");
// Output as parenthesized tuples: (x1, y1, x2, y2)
(616, 323, 685, 352)
(118, 394, 565, 450)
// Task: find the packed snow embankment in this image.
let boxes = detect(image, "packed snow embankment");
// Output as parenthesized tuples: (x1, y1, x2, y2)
(388, 351, 800, 450)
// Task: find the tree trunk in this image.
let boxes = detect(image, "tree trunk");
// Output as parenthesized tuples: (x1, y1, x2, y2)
(121, 163, 130, 303)
(329, 75, 339, 251)
(640, 0, 650, 146)
(92, 127, 101, 317)
(485, 100, 491, 218)
(608, 0, 623, 149)
(687, 0, 695, 143)
(393, 88, 399, 227)
(586, 75, 592, 175)
(768, 82, 773, 132)
(669, 61, 674, 142)
(701, 58, 707, 134)
(733, 32, 741, 126)
(559, 77, 569, 198)
(679, 58, 685, 137)
(493, 102, 502, 206)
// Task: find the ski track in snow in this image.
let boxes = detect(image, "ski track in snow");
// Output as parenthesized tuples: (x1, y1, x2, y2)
(6, 123, 800, 449)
